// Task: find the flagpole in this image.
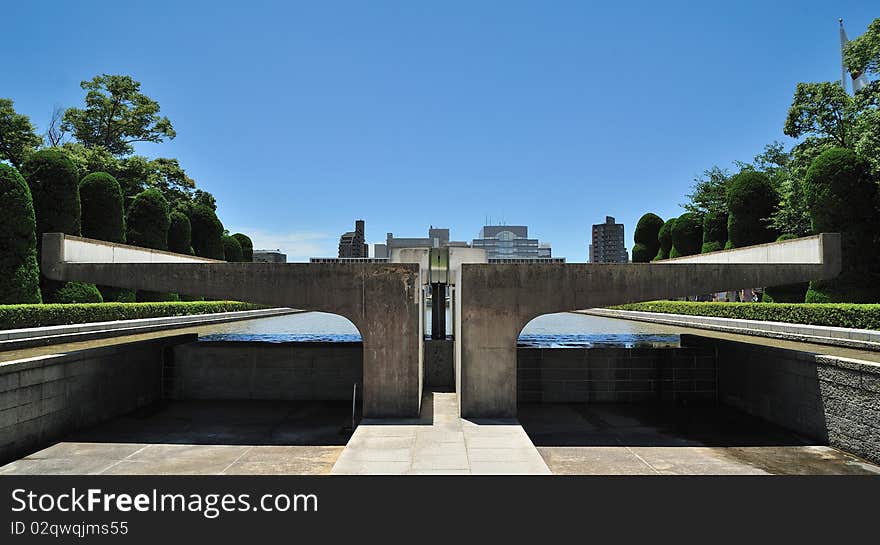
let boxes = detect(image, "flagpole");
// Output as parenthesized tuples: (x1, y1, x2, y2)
(839, 18, 848, 92)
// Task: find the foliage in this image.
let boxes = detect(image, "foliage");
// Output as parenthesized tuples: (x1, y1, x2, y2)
(126, 189, 170, 250)
(0, 301, 262, 329)
(48, 282, 103, 304)
(802, 148, 879, 303)
(192, 189, 216, 211)
(632, 213, 663, 263)
(725, 170, 778, 248)
(20, 149, 82, 240)
(79, 172, 125, 243)
(682, 166, 730, 216)
(843, 18, 880, 77)
(784, 82, 856, 147)
(0, 98, 41, 169)
(232, 233, 253, 262)
(611, 301, 880, 330)
(188, 204, 224, 259)
(222, 234, 243, 262)
(670, 213, 702, 257)
(61, 74, 176, 156)
(60, 143, 196, 208)
(0, 164, 41, 304)
(701, 210, 727, 253)
(653, 219, 675, 261)
(168, 211, 193, 254)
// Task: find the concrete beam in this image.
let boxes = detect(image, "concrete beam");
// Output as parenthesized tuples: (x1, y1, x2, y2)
(41, 234, 422, 417)
(458, 233, 842, 418)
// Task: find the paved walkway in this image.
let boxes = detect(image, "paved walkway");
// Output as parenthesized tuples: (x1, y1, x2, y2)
(331, 391, 551, 475)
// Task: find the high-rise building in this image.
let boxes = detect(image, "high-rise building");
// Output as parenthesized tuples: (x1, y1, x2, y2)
(471, 225, 555, 260)
(338, 220, 369, 258)
(589, 216, 628, 263)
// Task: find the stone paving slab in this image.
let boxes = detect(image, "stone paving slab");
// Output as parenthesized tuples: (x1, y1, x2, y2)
(331, 391, 551, 475)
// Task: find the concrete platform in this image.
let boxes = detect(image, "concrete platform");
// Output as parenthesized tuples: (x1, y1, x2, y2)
(519, 404, 880, 475)
(331, 391, 551, 475)
(0, 401, 351, 475)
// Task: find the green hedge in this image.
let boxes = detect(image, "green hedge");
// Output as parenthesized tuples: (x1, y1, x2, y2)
(0, 301, 263, 330)
(610, 301, 880, 330)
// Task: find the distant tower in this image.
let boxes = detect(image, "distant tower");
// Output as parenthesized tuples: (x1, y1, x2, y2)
(338, 219, 369, 258)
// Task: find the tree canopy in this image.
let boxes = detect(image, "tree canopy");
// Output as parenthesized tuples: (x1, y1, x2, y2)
(62, 74, 176, 156)
(0, 98, 41, 169)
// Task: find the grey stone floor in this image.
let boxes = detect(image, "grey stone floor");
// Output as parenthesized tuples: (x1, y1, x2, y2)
(0, 401, 351, 475)
(518, 404, 880, 475)
(331, 391, 552, 475)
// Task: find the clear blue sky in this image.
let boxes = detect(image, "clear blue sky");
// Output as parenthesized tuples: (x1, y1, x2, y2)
(3, 1, 876, 261)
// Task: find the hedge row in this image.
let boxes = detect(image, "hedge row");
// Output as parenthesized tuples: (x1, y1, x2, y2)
(0, 301, 263, 330)
(610, 301, 880, 331)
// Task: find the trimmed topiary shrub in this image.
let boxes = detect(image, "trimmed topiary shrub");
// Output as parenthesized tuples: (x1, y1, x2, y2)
(223, 235, 243, 262)
(726, 170, 778, 249)
(803, 148, 879, 303)
(653, 218, 675, 261)
(0, 164, 42, 304)
(20, 149, 81, 245)
(168, 210, 193, 255)
(21, 149, 102, 304)
(80, 171, 128, 303)
(670, 212, 702, 257)
(51, 281, 103, 304)
(126, 189, 170, 250)
(188, 205, 224, 259)
(79, 172, 124, 243)
(0, 301, 262, 329)
(701, 210, 727, 253)
(612, 301, 880, 330)
(126, 189, 171, 302)
(232, 233, 253, 262)
(632, 213, 663, 263)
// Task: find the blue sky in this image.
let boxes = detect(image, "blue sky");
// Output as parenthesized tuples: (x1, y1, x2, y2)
(3, 1, 876, 261)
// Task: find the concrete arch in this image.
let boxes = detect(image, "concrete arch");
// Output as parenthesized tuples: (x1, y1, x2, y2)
(456, 234, 842, 418)
(42, 234, 422, 417)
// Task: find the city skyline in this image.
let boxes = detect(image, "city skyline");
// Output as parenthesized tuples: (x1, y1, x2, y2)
(2, 2, 876, 262)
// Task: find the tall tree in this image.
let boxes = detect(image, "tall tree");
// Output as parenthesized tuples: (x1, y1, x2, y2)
(783, 82, 855, 148)
(0, 164, 42, 304)
(683, 166, 730, 216)
(843, 18, 880, 78)
(0, 98, 42, 169)
(62, 74, 176, 156)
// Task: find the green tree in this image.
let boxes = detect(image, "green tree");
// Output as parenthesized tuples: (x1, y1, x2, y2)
(653, 218, 675, 261)
(223, 235, 243, 262)
(784, 82, 855, 148)
(168, 211, 193, 254)
(0, 98, 42, 169)
(80, 171, 132, 302)
(670, 213, 702, 257)
(126, 189, 169, 250)
(192, 189, 217, 211)
(725, 171, 779, 248)
(843, 18, 880, 78)
(188, 205, 224, 259)
(683, 166, 730, 216)
(0, 164, 41, 304)
(631, 213, 663, 263)
(232, 233, 253, 262)
(803, 148, 878, 302)
(20, 149, 103, 303)
(80, 172, 124, 243)
(701, 210, 728, 253)
(62, 74, 176, 156)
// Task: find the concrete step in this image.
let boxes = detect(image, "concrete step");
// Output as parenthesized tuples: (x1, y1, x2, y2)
(331, 390, 551, 475)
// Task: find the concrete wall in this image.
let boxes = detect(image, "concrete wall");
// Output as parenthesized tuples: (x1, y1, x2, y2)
(169, 341, 362, 401)
(518, 346, 716, 404)
(424, 340, 454, 390)
(0, 335, 194, 465)
(684, 335, 880, 465)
